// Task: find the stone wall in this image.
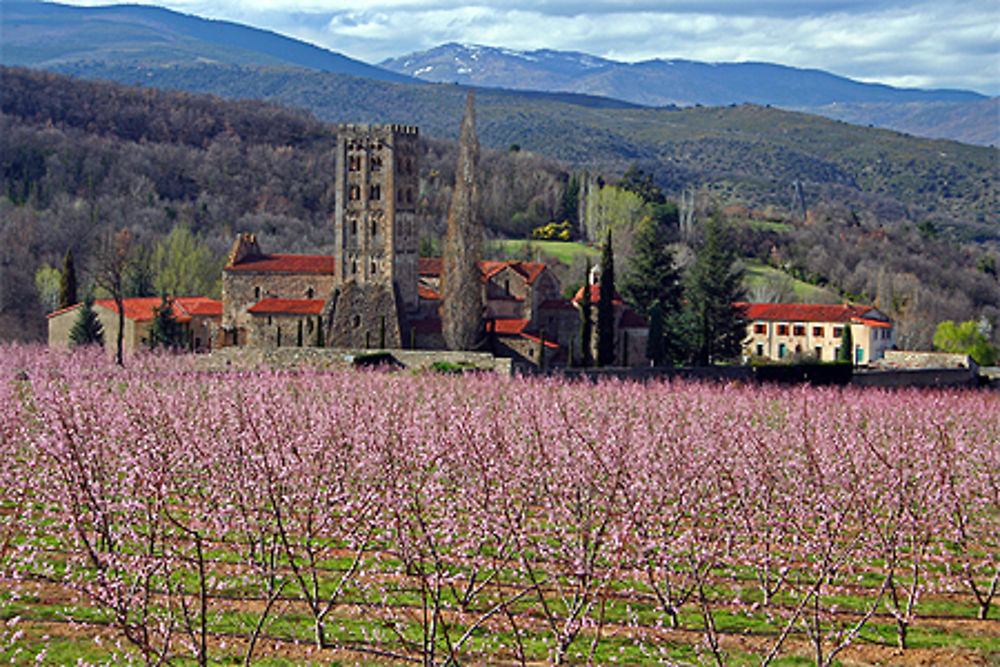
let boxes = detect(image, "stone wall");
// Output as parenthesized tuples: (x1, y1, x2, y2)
(325, 282, 403, 349)
(878, 350, 977, 370)
(851, 368, 981, 388)
(204, 346, 512, 374)
(222, 271, 336, 332)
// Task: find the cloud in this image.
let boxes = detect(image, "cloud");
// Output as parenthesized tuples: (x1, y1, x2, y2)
(56, 0, 1000, 94)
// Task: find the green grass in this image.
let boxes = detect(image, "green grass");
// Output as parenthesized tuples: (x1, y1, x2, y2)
(492, 239, 599, 265)
(743, 261, 840, 303)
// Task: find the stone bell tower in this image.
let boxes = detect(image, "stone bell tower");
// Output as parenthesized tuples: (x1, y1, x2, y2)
(327, 124, 420, 347)
(333, 123, 420, 312)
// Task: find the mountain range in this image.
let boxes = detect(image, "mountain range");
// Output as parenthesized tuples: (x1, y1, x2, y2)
(2, 0, 414, 83)
(380, 43, 997, 147)
(3, 1, 996, 147)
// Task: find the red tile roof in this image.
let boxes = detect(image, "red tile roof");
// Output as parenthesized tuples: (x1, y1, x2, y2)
(418, 257, 443, 276)
(226, 254, 335, 274)
(418, 284, 441, 300)
(174, 297, 223, 317)
(418, 258, 548, 285)
(572, 283, 624, 305)
(856, 317, 893, 328)
(247, 299, 325, 315)
(492, 318, 531, 335)
(737, 302, 879, 324)
(521, 332, 561, 349)
(47, 297, 222, 322)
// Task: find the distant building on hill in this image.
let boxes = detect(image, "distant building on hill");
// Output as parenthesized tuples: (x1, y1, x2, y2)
(738, 302, 895, 365)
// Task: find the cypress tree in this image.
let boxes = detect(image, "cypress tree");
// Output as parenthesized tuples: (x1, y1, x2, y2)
(596, 228, 616, 366)
(69, 293, 104, 347)
(646, 300, 666, 366)
(579, 258, 593, 367)
(58, 249, 78, 310)
(441, 90, 484, 350)
(839, 322, 854, 364)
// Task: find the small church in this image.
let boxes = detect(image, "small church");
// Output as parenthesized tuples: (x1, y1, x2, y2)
(219, 122, 648, 366)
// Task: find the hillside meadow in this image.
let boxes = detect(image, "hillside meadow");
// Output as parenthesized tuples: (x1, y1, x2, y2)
(1, 345, 998, 665)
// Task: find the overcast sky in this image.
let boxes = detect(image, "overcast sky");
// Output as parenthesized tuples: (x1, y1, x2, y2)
(62, 0, 1000, 95)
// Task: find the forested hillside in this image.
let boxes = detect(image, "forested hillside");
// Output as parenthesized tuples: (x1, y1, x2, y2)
(1, 67, 998, 350)
(44, 60, 997, 230)
(0, 68, 569, 339)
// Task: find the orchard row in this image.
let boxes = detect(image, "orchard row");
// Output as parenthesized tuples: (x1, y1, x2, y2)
(1, 346, 997, 665)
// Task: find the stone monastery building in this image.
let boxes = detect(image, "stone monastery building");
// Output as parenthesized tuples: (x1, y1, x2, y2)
(220, 123, 647, 365)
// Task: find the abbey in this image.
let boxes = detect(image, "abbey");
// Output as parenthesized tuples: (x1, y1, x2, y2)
(222, 123, 421, 349)
(220, 122, 648, 365)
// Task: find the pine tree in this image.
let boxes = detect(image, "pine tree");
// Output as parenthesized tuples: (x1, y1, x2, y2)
(685, 214, 746, 365)
(146, 296, 184, 349)
(69, 293, 104, 347)
(441, 90, 484, 350)
(621, 217, 682, 320)
(58, 249, 78, 310)
(596, 228, 616, 367)
(578, 258, 593, 367)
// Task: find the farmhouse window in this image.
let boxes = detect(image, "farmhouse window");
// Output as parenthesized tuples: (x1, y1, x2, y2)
(813, 326, 824, 336)
(833, 326, 843, 338)
(793, 325, 806, 336)
(754, 323, 766, 334)
(777, 324, 789, 336)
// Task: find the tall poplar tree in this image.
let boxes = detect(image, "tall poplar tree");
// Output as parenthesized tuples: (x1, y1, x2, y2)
(441, 91, 484, 350)
(58, 249, 77, 309)
(596, 228, 616, 366)
(578, 257, 593, 367)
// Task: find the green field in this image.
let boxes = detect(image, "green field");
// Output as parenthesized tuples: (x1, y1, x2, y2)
(492, 239, 600, 265)
(744, 261, 840, 303)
